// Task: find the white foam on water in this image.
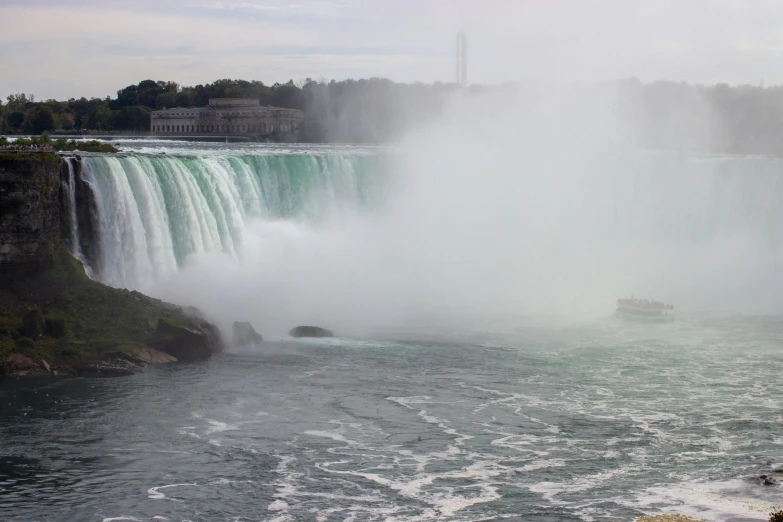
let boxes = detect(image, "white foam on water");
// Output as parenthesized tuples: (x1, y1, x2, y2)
(266, 515, 295, 522)
(102, 518, 142, 522)
(147, 483, 198, 501)
(627, 479, 782, 521)
(303, 430, 361, 446)
(515, 459, 568, 472)
(268, 499, 289, 511)
(527, 464, 642, 503)
(204, 419, 239, 434)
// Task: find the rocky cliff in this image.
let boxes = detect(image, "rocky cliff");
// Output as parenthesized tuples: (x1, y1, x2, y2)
(0, 152, 224, 377)
(0, 153, 61, 273)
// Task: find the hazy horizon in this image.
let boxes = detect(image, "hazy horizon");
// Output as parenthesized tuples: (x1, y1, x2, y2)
(4, 0, 783, 101)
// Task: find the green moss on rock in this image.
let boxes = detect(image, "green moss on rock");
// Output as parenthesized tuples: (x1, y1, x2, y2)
(21, 307, 46, 338)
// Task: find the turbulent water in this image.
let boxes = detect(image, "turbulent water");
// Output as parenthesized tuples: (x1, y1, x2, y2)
(1, 320, 782, 521)
(1, 140, 783, 521)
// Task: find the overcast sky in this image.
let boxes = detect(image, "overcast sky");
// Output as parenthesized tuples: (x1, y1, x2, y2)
(2, 0, 783, 101)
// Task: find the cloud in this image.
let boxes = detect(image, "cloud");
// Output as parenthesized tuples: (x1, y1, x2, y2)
(3, 0, 783, 100)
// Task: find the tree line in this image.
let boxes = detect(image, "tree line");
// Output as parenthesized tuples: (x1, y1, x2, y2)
(0, 78, 460, 143)
(3, 77, 783, 151)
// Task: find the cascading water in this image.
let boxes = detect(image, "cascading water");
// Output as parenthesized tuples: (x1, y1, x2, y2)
(76, 151, 387, 291)
(60, 158, 81, 259)
(64, 141, 783, 337)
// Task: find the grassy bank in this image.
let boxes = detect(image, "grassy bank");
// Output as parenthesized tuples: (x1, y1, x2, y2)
(0, 133, 119, 153)
(0, 240, 217, 371)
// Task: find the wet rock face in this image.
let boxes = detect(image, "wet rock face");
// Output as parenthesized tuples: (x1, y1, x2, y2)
(60, 157, 102, 274)
(73, 347, 178, 378)
(0, 155, 61, 272)
(8, 354, 37, 371)
(0, 354, 46, 376)
(289, 326, 334, 338)
(72, 360, 138, 378)
(45, 317, 67, 338)
(232, 321, 263, 345)
(151, 318, 219, 362)
(21, 307, 46, 338)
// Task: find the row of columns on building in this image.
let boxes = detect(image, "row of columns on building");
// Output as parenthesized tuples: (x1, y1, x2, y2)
(151, 121, 297, 134)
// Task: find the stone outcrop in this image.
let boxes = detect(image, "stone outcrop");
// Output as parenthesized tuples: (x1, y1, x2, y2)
(0, 153, 61, 273)
(118, 346, 177, 365)
(60, 156, 102, 274)
(0, 154, 225, 378)
(72, 360, 138, 378)
(289, 326, 334, 338)
(233, 321, 263, 345)
(45, 317, 66, 338)
(73, 346, 177, 378)
(21, 307, 46, 337)
(7, 354, 37, 371)
(151, 318, 218, 362)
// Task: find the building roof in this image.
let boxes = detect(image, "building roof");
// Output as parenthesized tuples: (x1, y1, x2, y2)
(151, 105, 303, 117)
(208, 98, 260, 107)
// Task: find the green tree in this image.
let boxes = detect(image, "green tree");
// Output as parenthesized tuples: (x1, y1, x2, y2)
(92, 106, 113, 130)
(6, 93, 32, 112)
(175, 92, 191, 107)
(58, 112, 75, 130)
(32, 106, 56, 133)
(110, 106, 150, 131)
(155, 91, 176, 109)
(7, 111, 24, 131)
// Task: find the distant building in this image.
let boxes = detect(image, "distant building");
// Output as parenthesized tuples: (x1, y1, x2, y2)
(150, 98, 304, 138)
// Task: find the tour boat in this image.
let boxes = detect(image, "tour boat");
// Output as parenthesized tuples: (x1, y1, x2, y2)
(615, 297, 674, 322)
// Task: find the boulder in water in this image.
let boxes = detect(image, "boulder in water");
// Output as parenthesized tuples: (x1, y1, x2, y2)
(289, 326, 334, 338)
(7, 354, 38, 371)
(73, 360, 138, 378)
(151, 318, 214, 362)
(232, 321, 263, 345)
(104, 346, 177, 366)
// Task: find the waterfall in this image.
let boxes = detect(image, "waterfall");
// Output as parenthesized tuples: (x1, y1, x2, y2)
(60, 158, 81, 259)
(63, 147, 783, 321)
(74, 153, 386, 290)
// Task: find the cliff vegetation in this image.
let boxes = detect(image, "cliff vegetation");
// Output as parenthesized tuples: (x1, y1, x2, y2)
(0, 155, 219, 377)
(6, 77, 783, 151)
(0, 134, 119, 153)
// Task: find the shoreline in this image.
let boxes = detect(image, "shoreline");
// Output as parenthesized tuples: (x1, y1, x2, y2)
(0, 153, 224, 379)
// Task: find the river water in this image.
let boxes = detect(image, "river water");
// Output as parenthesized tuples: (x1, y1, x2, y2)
(1, 140, 782, 521)
(1, 317, 782, 521)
